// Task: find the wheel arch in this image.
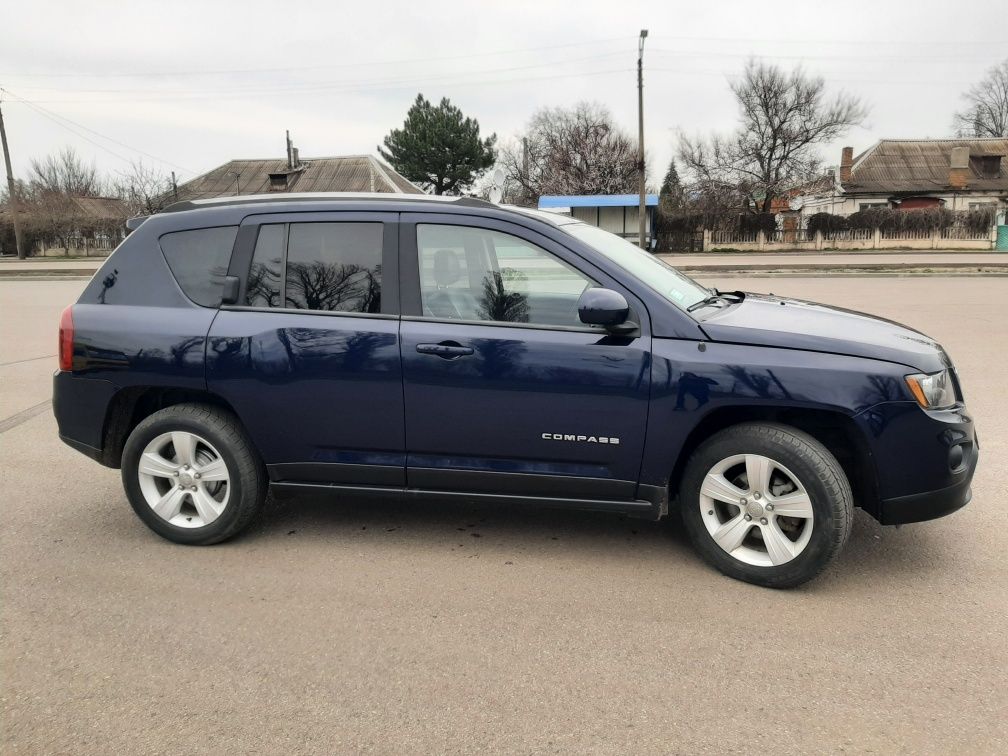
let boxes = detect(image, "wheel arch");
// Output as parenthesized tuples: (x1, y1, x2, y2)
(99, 386, 254, 468)
(667, 405, 881, 519)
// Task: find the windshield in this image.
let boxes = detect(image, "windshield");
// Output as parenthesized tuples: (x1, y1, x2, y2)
(563, 222, 710, 312)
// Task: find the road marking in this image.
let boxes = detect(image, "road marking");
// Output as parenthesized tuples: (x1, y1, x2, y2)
(0, 399, 52, 434)
(0, 354, 55, 368)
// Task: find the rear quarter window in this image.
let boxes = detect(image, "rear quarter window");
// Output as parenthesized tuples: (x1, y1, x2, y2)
(159, 226, 238, 307)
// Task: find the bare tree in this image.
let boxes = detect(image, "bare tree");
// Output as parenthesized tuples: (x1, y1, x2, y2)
(113, 160, 172, 217)
(28, 147, 104, 196)
(953, 59, 1008, 138)
(25, 187, 80, 255)
(678, 60, 867, 213)
(500, 102, 639, 202)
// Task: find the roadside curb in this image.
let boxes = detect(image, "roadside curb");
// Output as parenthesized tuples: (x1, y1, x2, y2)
(684, 270, 1008, 278)
(0, 270, 97, 279)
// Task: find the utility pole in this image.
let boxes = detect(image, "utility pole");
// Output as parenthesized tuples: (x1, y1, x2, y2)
(0, 98, 26, 259)
(522, 137, 530, 205)
(171, 170, 178, 200)
(637, 29, 649, 250)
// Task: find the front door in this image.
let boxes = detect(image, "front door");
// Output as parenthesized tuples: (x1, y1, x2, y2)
(207, 212, 405, 487)
(399, 214, 651, 502)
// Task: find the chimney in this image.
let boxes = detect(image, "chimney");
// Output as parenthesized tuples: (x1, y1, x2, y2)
(286, 130, 293, 169)
(292, 147, 300, 168)
(949, 146, 969, 190)
(839, 146, 854, 183)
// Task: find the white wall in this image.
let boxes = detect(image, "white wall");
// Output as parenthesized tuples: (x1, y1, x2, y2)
(800, 192, 1006, 217)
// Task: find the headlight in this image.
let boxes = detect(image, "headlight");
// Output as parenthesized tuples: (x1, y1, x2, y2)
(905, 369, 957, 409)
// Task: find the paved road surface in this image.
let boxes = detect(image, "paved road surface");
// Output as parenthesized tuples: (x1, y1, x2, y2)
(3, 250, 1008, 275)
(1, 277, 1005, 754)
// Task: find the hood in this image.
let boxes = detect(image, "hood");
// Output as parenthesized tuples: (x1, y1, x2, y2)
(698, 293, 949, 373)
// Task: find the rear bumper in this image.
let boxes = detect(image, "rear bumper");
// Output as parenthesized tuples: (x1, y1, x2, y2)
(53, 371, 116, 463)
(59, 433, 104, 463)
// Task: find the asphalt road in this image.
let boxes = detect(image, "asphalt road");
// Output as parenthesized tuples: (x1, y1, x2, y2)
(2, 277, 1006, 754)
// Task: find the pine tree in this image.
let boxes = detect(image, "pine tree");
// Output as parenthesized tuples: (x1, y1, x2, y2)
(659, 158, 686, 212)
(379, 94, 497, 195)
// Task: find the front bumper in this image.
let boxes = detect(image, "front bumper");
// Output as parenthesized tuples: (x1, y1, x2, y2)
(855, 401, 977, 525)
(879, 433, 977, 524)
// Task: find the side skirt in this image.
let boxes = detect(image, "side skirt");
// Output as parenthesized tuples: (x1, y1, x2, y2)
(269, 481, 664, 519)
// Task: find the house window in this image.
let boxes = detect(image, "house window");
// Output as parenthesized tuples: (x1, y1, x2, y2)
(970, 155, 1002, 179)
(858, 202, 888, 211)
(268, 173, 289, 191)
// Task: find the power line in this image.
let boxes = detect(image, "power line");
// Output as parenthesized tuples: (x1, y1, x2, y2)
(0, 36, 633, 79)
(649, 48, 1002, 62)
(9, 51, 630, 97)
(0, 88, 194, 173)
(4, 66, 636, 105)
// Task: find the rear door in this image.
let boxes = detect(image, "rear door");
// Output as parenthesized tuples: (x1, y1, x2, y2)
(207, 212, 405, 487)
(399, 213, 652, 502)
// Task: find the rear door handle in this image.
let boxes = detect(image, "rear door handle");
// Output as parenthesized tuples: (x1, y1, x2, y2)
(416, 342, 474, 359)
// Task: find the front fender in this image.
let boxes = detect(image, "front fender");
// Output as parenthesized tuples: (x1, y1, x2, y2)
(640, 339, 909, 487)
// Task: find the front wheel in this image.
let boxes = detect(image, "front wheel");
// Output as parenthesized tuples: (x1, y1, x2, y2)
(121, 403, 266, 545)
(680, 422, 853, 588)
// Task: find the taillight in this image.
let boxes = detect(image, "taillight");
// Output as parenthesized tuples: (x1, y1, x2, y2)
(58, 305, 74, 371)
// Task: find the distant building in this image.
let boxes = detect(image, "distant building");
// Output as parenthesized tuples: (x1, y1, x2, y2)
(537, 194, 659, 245)
(169, 148, 423, 203)
(797, 138, 1008, 219)
(0, 194, 128, 256)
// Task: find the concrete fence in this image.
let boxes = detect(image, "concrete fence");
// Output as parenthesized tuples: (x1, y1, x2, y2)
(703, 225, 999, 252)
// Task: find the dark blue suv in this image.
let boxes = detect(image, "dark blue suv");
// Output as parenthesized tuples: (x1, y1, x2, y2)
(53, 194, 978, 587)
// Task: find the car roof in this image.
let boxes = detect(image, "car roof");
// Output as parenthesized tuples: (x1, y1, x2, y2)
(157, 192, 581, 228)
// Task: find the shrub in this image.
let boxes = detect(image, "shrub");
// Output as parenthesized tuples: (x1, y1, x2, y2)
(806, 212, 849, 235)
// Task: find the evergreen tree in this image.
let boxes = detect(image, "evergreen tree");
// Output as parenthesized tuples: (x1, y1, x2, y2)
(379, 94, 497, 195)
(659, 158, 686, 212)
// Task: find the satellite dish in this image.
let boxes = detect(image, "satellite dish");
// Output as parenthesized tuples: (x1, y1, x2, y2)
(492, 168, 505, 185)
(488, 185, 503, 204)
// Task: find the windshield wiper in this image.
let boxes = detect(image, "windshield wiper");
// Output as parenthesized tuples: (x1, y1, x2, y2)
(686, 288, 744, 313)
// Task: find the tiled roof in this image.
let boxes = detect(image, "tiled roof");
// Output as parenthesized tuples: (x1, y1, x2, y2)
(0, 195, 126, 222)
(172, 154, 424, 201)
(846, 138, 1008, 193)
(68, 195, 128, 220)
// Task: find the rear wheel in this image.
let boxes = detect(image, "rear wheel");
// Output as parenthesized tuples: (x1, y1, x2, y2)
(121, 403, 266, 544)
(680, 422, 852, 588)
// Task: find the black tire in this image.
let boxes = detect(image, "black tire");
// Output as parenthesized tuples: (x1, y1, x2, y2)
(679, 422, 853, 589)
(121, 403, 266, 545)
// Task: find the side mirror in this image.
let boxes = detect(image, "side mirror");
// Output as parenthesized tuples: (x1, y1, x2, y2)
(221, 275, 241, 306)
(578, 288, 635, 332)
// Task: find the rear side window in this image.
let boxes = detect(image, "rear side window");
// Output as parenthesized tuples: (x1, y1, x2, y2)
(246, 224, 284, 308)
(245, 222, 383, 313)
(159, 226, 238, 307)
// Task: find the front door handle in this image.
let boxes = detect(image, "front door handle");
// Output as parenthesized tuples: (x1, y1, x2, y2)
(416, 341, 474, 359)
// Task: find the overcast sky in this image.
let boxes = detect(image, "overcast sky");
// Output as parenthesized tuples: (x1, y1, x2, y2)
(1, 0, 1005, 191)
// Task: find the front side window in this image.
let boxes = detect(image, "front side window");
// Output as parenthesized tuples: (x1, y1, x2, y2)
(562, 222, 708, 312)
(416, 224, 596, 327)
(244, 222, 383, 313)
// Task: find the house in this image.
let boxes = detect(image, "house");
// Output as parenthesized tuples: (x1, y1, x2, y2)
(169, 148, 423, 203)
(537, 194, 659, 246)
(797, 138, 1008, 220)
(1, 194, 128, 256)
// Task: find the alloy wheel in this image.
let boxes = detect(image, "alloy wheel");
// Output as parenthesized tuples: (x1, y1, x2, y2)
(136, 431, 231, 528)
(698, 453, 814, 567)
